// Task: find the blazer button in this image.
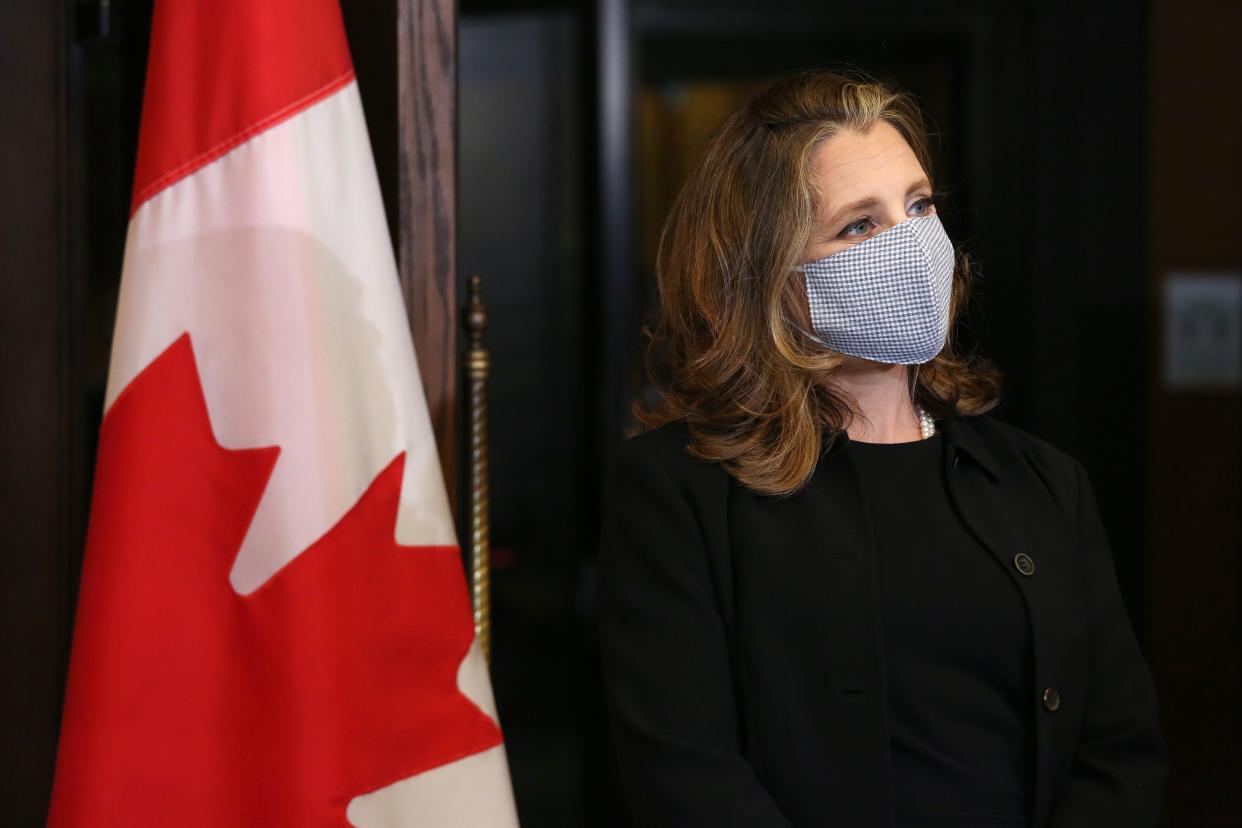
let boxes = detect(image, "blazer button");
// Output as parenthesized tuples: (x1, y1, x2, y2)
(1013, 552, 1036, 576)
(1043, 686, 1061, 712)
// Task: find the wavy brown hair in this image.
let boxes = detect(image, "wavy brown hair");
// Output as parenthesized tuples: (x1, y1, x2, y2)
(630, 68, 1003, 496)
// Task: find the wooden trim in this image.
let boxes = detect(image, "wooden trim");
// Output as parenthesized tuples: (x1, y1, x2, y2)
(0, 2, 79, 822)
(398, 0, 459, 515)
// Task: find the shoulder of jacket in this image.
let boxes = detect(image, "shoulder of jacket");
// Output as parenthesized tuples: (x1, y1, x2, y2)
(608, 419, 727, 489)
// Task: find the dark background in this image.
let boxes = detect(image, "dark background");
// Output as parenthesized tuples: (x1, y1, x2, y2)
(2, 0, 1239, 825)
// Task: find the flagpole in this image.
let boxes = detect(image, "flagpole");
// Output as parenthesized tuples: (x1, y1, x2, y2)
(464, 274, 493, 664)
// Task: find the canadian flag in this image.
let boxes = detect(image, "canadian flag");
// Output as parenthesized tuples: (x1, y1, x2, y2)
(46, 0, 519, 825)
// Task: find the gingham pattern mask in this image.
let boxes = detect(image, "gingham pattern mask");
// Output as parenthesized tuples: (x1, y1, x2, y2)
(795, 212, 954, 365)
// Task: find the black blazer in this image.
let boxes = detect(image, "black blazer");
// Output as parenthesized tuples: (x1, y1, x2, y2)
(596, 413, 1168, 827)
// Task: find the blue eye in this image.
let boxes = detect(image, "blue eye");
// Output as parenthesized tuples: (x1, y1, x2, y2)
(838, 197, 936, 240)
(842, 217, 874, 237)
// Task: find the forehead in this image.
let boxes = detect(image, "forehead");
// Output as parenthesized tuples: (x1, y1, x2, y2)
(808, 121, 925, 212)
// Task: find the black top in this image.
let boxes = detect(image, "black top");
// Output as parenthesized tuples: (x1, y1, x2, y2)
(846, 431, 1034, 827)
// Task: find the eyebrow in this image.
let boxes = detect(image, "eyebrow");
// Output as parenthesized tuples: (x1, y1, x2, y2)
(822, 177, 932, 230)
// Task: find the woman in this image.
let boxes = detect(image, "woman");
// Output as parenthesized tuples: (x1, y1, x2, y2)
(596, 70, 1168, 827)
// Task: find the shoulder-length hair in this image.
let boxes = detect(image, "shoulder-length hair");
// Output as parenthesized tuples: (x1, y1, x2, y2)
(630, 68, 1003, 496)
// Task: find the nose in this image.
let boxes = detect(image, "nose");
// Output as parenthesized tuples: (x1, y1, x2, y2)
(876, 202, 916, 233)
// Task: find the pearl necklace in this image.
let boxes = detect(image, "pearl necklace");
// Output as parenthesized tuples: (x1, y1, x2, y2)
(916, 404, 936, 440)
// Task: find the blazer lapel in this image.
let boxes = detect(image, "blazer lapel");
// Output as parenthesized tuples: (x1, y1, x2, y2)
(937, 415, 1086, 827)
(730, 415, 1084, 826)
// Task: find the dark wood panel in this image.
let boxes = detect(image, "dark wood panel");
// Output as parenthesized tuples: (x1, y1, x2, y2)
(0, 2, 79, 822)
(1146, 0, 1242, 823)
(398, 0, 460, 515)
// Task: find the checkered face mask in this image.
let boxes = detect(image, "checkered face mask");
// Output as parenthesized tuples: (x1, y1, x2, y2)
(795, 213, 955, 365)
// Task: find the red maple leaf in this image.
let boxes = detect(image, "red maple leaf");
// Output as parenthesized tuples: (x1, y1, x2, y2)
(48, 333, 503, 826)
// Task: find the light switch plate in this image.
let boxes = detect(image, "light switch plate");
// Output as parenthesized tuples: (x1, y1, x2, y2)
(1162, 271, 1242, 391)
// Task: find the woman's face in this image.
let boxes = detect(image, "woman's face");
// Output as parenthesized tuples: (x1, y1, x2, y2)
(801, 120, 937, 264)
